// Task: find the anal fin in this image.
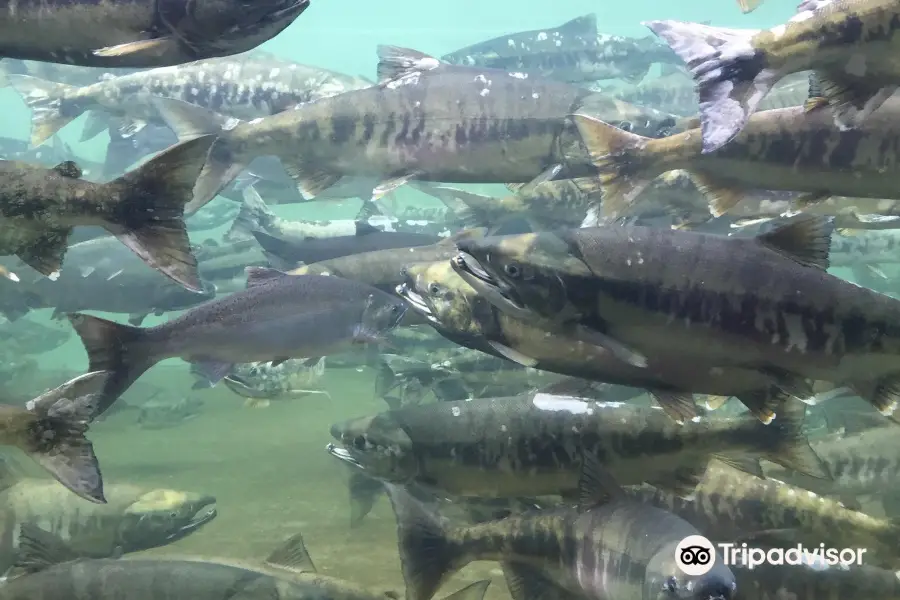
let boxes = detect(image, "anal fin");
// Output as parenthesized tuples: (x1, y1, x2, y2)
(686, 171, 744, 217)
(283, 163, 342, 200)
(17, 229, 71, 278)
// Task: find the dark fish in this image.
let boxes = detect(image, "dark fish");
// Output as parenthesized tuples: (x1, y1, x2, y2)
(0, 136, 216, 292)
(67, 268, 408, 414)
(646, 1, 900, 152)
(328, 392, 826, 499)
(2, 236, 216, 325)
(381, 475, 736, 600)
(453, 216, 900, 420)
(0, 0, 309, 68)
(152, 46, 676, 212)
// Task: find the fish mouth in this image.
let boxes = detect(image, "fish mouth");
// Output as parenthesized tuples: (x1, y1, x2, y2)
(326, 443, 363, 469)
(168, 497, 218, 541)
(395, 284, 440, 325)
(451, 252, 531, 318)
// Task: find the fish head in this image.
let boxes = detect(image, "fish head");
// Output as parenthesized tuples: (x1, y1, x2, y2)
(398, 262, 478, 334)
(644, 541, 735, 600)
(355, 293, 409, 344)
(453, 233, 586, 323)
(327, 414, 418, 483)
(186, 0, 309, 57)
(116, 490, 217, 552)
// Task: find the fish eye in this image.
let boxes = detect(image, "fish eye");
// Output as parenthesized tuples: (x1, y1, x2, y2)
(170, 511, 178, 519)
(663, 576, 678, 594)
(352, 435, 367, 450)
(504, 263, 522, 278)
(429, 283, 441, 295)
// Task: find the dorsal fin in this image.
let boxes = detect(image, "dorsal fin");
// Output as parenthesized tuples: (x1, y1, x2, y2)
(245, 266, 290, 288)
(376, 46, 441, 83)
(756, 214, 832, 270)
(52, 161, 82, 179)
(12, 524, 79, 575)
(264, 532, 317, 573)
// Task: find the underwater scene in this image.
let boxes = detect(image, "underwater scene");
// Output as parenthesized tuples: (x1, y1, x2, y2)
(3, 0, 900, 598)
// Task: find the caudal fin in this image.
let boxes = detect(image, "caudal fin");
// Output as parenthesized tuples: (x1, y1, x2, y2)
(643, 20, 774, 152)
(6, 75, 84, 147)
(224, 186, 277, 242)
(151, 96, 248, 214)
(19, 373, 107, 503)
(104, 136, 216, 292)
(736, 0, 763, 12)
(384, 483, 467, 600)
(570, 113, 657, 220)
(67, 313, 162, 417)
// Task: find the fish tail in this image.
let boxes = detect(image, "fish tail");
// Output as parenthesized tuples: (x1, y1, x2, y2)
(151, 96, 249, 213)
(643, 19, 774, 152)
(6, 75, 85, 146)
(224, 186, 277, 242)
(571, 113, 658, 220)
(18, 373, 107, 504)
(103, 136, 217, 292)
(736, 0, 763, 12)
(759, 397, 831, 480)
(66, 313, 162, 417)
(384, 483, 467, 600)
(348, 470, 384, 528)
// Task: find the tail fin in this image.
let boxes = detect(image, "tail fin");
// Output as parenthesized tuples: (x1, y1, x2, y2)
(6, 75, 84, 147)
(151, 96, 248, 214)
(67, 314, 163, 417)
(642, 20, 772, 153)
(736, 0, 763, 13)
(18, 373, 107, 503)
(384, 483, 467, 600)
(571, 113, 656, 219)
(224, 186, 277, 242)
(756, 398, 830, 480)
(105, 136, 216, 292)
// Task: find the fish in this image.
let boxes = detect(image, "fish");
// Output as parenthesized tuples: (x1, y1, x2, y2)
(260, 530, 492, 600)
(135, 396, 205, 429)
(441, 14, 682, 84)
(730, 562, 900, 600)
(399, 259, 831, 423)
(0, 135, 216, 293)
(67, 268, 408, 414)
(452, 215, 900, 420)
(0, 525, 335, 600)
(0, 0, 309, 68)
(381, 468, 737, 600)
(286, 230, 486, 297)
(9, 56, 373, 147)
(222, 358, 330, 408)
(646, 2, 900, 152)
(0, 458, 215, 570)
(631, 461, 900, 570)
(226, 186, 455, 244)
(0, 372, 107, 504)
(151, 46, 679, 212)
(327, 392, 827, 500)
(0, 316, 69, 355)
(569, 98, 900, 221)
(1, 236, 217, 325)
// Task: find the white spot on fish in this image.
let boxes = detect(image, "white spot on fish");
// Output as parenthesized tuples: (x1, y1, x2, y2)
(509, 72, 528, 79)
(532, 394, 595, 414)
(532, 92, 539, 99)
(269, 68, 281, 78)
(451, 406, 461, 417)
(507, 39, 516, 48)
(536, 31, 548, 41)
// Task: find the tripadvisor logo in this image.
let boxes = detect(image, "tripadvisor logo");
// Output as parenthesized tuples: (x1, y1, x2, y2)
(675, 535, 867, 574)
(675, 535, 716, 576)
